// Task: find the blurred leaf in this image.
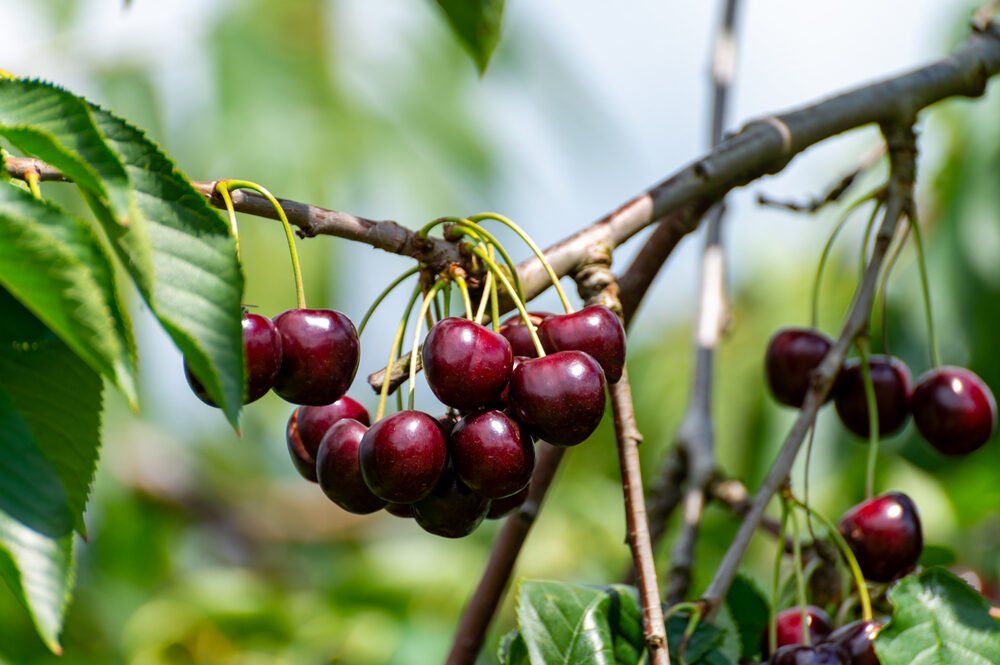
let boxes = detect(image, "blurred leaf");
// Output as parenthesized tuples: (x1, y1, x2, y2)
(433, 0, 504, 74)
(605, 585, 643, 664)
(666, 612, 737, 665)
(875, 567, 1000, 665)
(920, 545, 959, 568)
(725, 572, 770, 660)
(497, 630, 530, 665)
(0, 184, 136, 403)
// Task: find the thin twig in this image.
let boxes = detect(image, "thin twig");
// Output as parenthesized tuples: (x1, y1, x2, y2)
(756, 144, 885, 214)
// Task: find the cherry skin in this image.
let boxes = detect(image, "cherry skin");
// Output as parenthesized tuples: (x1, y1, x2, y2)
(422, 317, 513, 409)
(358, 410, 448, 504)
(451, 409, 535, 499)
(762, 606, 833, 657)
(911, 366, 997, 456)
(286, 396, 370, 482)
(487, 485, 529, 519)
(834, 355, 912, 439)
(185, 312, 282, 406)
(508, 351, 607, 446)
(770, 644, 848, 665)
(765, 328, 835, 408)
(316, 419, 385, 514)
(498, 312, 551, 357)
(384, 502, 414, 518)
(272, 308, 360, 406)
(538, 304, 627, 383)
(827, 620, 881, 665)
(838, 491, 923, 583)
(412, 465, 491, 538)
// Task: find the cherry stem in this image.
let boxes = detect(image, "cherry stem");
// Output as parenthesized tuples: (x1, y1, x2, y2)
(24, 169, 41, 200)
(788, 505, 811, 646)
(468, 245, 546, 357)
(790, 497, 873, 622)
(377, 285, 422, 421)
(215, 182, 241, 262)
(223, 179, 306, 309)
(359, 266, 421, 336)
(443, 283, 452, 317)
(801, 419, 819, 543)
(432, 290, 444, 323)
(469, 212, 574, 314)
(906, 211, 941, 368)
(857, 340, 880, 500)
(409, 281, 446, 411)
(858, 203, 881, 283)
(475, 269, 493, 325)
(876, 223, 911, 355)
(770, 502, 790, 656)
(453, 273, 474, 320)
(488, 246, 501, 332)
(419, 217, 524, 302)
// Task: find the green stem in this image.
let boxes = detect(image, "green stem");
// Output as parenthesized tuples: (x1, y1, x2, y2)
(802, 420, 819, 543)
(225, 179, 306, 309)
(358, 266, 421, 336)
(469, 245, 546, 357)
(788, 506, 811, 646)
(906, 211, 941, 367)
(443, 283, 452, 318)
(858, 202, 881, 282)
(770, 504, 790, 657)
(454, 274, 474, 320)
(409, 281, 446, 410)
(857, 340, 880, 500)
(469, 212, 573, 313)
(432, 289, 444, 323)
(475, 270, 493, 325)
(489, 247, 501, 332)
(216, 182, 241, 262)
(419, 217, 524, 302)
(377, 285, 422, 420)
(24, 170, 42, 200)
(876, 223, 911, 355)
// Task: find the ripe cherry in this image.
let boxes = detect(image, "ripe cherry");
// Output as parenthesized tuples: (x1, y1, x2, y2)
(765, 328, 834, 408)
(827, 620, 881, 665)
(498, 312, 551, 357)
(185, 312, 282, 406)
(538, 304, 626, 383)
(762, 606, 833, 657)
(508, 351, 607, 446)
(286, 397, 370, 482)
(412, 465, 491, 538)
(358, 410, 447, 504)
(770, 644, 848, 665)
(272, 308, 360, 406)
(834, 355, 912, 439)
(911, 366, 996, 456)
(384, 502, 414, 518)
(838, 491, 923, 583)
(451, 409, 534, 499)
(487, 485, 529, 519)
(316, 419, 385, 514)
(422, 317, 513, 409)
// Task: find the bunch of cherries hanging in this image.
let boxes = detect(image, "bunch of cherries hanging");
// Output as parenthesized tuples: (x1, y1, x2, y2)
(184, 192, 624, 538)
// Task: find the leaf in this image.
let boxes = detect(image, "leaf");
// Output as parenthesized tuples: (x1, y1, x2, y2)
(0, 78, 133, 224)
(725, 572, 770, 660)
(433, 0, 505, 74)
(0, 183, 137, 403)
(85, 104, 244, 425)
(666, 613, 736, 665)
(516, 580, 619, 665)
(605, 585, 644, 664)
(919, 544, 958, 568)
(875, 567, 1000, 665)
(498, 630, 530, 665)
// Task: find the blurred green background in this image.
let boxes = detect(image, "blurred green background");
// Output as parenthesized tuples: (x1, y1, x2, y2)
(1, 1, 999, 663)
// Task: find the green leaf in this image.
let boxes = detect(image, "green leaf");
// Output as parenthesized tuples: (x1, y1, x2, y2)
(86, 104, 244, 425)
(605, 585, 643, 664)
(0, 183, 137, 403)
(498, 630, 530, 665)
(725, 572, 770, 660)
(0, 79, 133, 225)
(666, 613, 736, 665)
(875, 567, 1000, 665)
(919, 544, 958, 568)
(433, 0, 505, 74)
(516, 580, 619, 665)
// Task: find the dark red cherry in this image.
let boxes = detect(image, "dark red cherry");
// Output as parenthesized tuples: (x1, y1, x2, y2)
(451, 409, 534, 499)
(384, 502, 414, 518)
(286, 397, 370, 482)
(838, 491, 922, 583)
(762, 606, 833, 657)
(272, 308, 360, 406)
(500, 356, 529, 406)
(358, 410, 447, 503)
(538, 304, 626, 383)
(827, 620, 881, 665)
(316, 419, 385, 514)
(185, 312, 282, 406)
(422, 317, 513, 409)
(508, 351, 607, 446)
(765, 328, 835, 408)
(770, 644, 848, 665)
(911, 366, 996, 456)
(834, 356, 912, 439)
(487, 485, 529, 519)
(498, 312, 551, 358)
(412, 465, 491, 538)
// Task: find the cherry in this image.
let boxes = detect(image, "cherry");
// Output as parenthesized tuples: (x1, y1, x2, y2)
(911, 366, 996, 456)
(500, 355, 529, 406)
(358, 410, 448, 503)
(762, 606, 833, 657)
(286, 397, 371, 482)
(498, 312, 551, 357)
(538, 304, 627, 383)
(838, 491, 922, 583)
(412, 465, 491, 538)
(834, 356, 912, 439)
(422, 317, 513, 409)
(770, 644, 848, 665)
(316, 419, 385, 514)
(185, 312, 282, 406)
(272, 308, 360, 406)
(765, 328, 835, 408)
(508, 351, 607, 446)
(486, 485, 529, 519)
(451, 409, 534, 499)
(384, 502, 414, 518)
(826, 620, 881, 665)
